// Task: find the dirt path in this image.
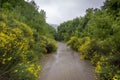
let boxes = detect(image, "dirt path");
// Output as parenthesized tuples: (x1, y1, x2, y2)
(40, 42, 96, 80)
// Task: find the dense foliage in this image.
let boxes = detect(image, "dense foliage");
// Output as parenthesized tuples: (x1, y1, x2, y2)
(0, 0, 57, 80)
(57, 0, 120, 79)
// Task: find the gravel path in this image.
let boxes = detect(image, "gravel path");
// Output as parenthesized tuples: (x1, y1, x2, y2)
(40, 42, 95, 80)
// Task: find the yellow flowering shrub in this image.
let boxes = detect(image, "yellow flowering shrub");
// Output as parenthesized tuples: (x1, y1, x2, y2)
(0, 19, 41, 80)
(78, 37, 91, 53)
(95, 55, 118, 80)
(0, 21, 28, 67)
(67, 36, 82, 51)
(90, 51, 101, 65)
(78, 37, 93, 59)
(95, 61, 102, 73)
(11, 62, 41, 80)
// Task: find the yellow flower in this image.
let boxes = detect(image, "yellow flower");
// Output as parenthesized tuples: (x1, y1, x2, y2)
(2, 52, 6, 57)
(14, 70, 18, 73)
(30, 64, 34, 67)
(2, 59, 6, 64)
(27, 67, 33, 73)
(8, 57, 12, 61)
(27, 62, 30, 63)
(112, 75, 118, 80)
(37, 66, 41, 70)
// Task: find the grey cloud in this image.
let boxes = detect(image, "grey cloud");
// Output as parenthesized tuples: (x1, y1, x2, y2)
(34, 0, 105, 24)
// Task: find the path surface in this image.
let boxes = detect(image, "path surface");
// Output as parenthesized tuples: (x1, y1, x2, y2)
(40, 42, 95, 80)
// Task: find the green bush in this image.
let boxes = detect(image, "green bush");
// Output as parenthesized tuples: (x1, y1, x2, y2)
(46, 38, 57, 53)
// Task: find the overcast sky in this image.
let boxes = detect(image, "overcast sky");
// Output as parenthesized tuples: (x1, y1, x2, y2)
(34, 0, 105, 25)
